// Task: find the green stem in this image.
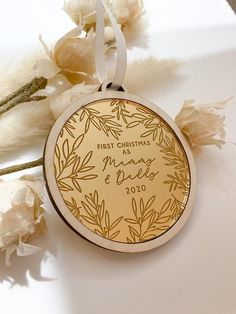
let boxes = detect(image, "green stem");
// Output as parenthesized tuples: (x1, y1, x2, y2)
(0, 77, 47, 116)
(0, 77, 47, 107)
(0, 95, 47, 116)
(0, 157, 43, 176)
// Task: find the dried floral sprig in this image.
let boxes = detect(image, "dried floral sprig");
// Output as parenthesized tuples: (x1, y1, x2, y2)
(38, 27, 96, 85)
(63, 0, 97, 31)
(0, 77, 47, 108)
(175, 99, 230, 149)
(63, 0, 144, 35)
(50, 83, 98, 119)
(0, 176, 46, 266)
(123, 57, 181, 95)
(111, 0, 144, 29)
(0, 53, 49, 99)
(0, 98, 53, 156)
(0, 77, 47, 117)
(0, 158, 43, 177)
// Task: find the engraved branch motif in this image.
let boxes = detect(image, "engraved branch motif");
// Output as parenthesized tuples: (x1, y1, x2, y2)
(125, 195, 169, 242)
(125, 195, 185, 243)
(126, 106, 169, 142)
(164, 172, 190, 196)
(110, 99, 131, 124)
(59, 114, 78, 138)
(158, 135, 189, 171)
(55, 134, 97, 193)
(65, 197, 82, 221)
(80, 107, 122, 140)
(157, 135, 190, 195)
(170, 194, 185, 221)
(80, 190, 123, 240)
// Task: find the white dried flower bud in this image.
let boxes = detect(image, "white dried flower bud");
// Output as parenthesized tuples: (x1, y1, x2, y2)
(175, 99, 230, 149)
(63, 0, 97, 31)
(53, 29, 96, 84)
(0, 176, 46, 266)
(111, 0, 144, 28)
(50, 83, 98, 119)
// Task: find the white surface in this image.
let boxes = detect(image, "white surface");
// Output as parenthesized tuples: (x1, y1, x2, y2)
(0, 1, 236, 314)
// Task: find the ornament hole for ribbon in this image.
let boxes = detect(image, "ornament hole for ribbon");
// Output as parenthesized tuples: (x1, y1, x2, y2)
(99, 80, 126, 92)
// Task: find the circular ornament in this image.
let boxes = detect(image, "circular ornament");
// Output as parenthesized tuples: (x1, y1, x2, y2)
(44, 89, 196, 252)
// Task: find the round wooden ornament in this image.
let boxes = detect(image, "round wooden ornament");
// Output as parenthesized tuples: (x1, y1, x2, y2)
(44, 83, 196, 253)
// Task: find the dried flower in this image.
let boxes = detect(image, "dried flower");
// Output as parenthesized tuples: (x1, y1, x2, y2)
(39, 28, 96, 85)
(34, 58, 60, 80)
(64, 0, 144, 33)
(54, 31, 95, 84)
(0, 98, 53, 156)
(63, 0, 97, 31)
(0, 176, 46, 266)
(123, 57, 181, 95)
(110, 0, 144, 28)
(0, 53, 46, 99)
(34, 58, 73, 97)
(175, 99, 230, 149)
(50, 83, 98, 119)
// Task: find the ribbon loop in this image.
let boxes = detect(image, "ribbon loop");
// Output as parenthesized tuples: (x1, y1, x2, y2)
(95, 0, 127, 90)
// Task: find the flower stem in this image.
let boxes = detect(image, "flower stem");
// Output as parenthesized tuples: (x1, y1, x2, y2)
(0, 77, 47, 116)
(0, 157, 43, 176)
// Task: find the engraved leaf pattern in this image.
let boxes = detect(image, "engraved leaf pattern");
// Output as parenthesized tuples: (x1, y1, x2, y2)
(59, 114, 78, 138)
(126, 106, 170, 142)
(125, 103, 190, 198)
(54, 99, 191, 243)
(125, 195, 159, 242)
(55, 134, 98, 193)
(164, 172, 190, 195)
(125, 195, 184, 243)
(158, 135, 190, 195)
(170, 194, 186, 221)
(65, 197, 82, 221)
(110, 99, 131, 124)
(80, 106, 123, 140)
(80, 191, 123, 240)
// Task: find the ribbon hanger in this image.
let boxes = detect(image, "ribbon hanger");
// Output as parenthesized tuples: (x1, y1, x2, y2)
(95, 0, 127, 90)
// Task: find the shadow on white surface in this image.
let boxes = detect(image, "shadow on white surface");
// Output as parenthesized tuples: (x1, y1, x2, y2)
(0, 209, 58, 287)
(55, 199, 199, 314)
(0, 242, 53, 287)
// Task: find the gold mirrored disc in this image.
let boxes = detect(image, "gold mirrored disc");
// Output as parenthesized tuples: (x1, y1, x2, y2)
(44, 91, 196, 252)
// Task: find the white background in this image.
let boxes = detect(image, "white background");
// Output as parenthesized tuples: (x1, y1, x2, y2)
(0, 1, 236, 313)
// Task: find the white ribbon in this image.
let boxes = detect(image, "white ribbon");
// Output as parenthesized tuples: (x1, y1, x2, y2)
(95, 0, 127, 89)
